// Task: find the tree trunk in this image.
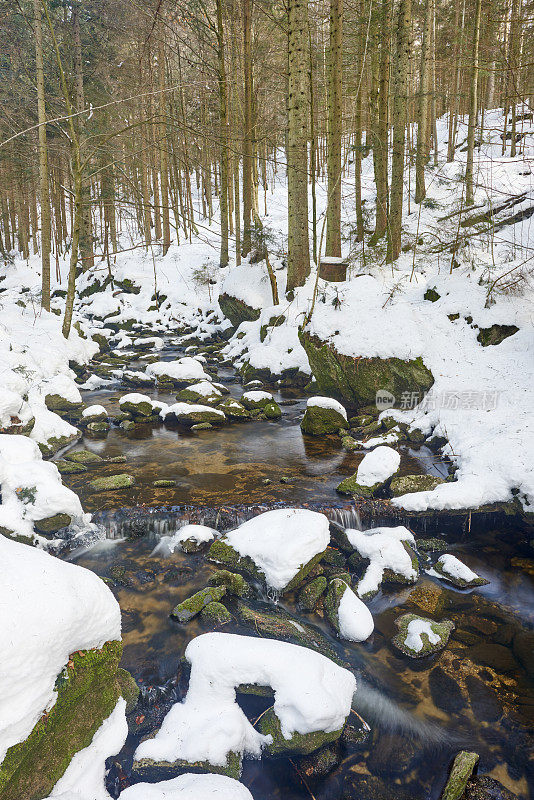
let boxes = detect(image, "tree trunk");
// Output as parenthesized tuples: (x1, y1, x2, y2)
(325, 0, 342, 256)
(415, 0, 434, 203)
(242, 0, 253, 256)
(465, 0, 482, 205)
(33, 0, 51, 310)
(216, 0, 230, 266)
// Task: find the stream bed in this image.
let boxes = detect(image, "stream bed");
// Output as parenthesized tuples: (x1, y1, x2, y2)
(56, 336, 534, 800)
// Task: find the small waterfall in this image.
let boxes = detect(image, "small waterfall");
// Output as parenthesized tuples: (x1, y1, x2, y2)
(327, 505, 363, 530)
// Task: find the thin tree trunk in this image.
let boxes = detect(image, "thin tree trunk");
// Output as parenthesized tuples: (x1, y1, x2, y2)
(216, 0, 230, 266)
(325, 0, 342, 256)
(33, 0, 51, 309)
(465, 0, 482, 205)
(242, 0, 253, 256)
(415, 0, 434, 203)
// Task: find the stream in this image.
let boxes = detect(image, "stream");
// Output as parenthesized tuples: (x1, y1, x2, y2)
(55, 334, 534, 800)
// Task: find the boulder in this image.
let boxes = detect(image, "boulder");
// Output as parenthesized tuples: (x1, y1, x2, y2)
(176, 381, 223, 406)
(299, 576, 328, 610)
(337, 445, 400, 497)
(240, 390, 276, 410)
(64, 449, 104, 465)
(200, 601, 232, 626)
(208, 570, 251, 597)
(299, 329, 434, 408)
(55, 460, 88, 475)
(440, 751, 479, 800)
(218, 293, 261, 327)
(170, 585, 227, 623)
(258, 707, 345, 756)
(390, 474, 446, 496)
(428, 554, 489, 588)
(118, 393, 153, 418)
(301, 397, 348, 435)
(33, 513, 72, 534)
(391, 613, 454, 657)
(163, 403, 226, 427)
(216, 398, 252, 420)
(325, 578, 374, 641)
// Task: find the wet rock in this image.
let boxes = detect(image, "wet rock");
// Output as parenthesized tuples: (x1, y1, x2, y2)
(321, 547, 347, 570)
(477, 324, 518, 347)
(467, 643, 519, 673)
(240, 390, 275, 410)
(164, 403, 226, 426)
(512, 630, 534, 677)
(258, 707, 346, 756)
(153, 479, 176, 487)
(44, 393, 83, 415)
(55, 459, 88, 475)
(208, 570, 251, 597)
(390, 474, 445, 496)
(216, 397, 251, 419)
(262, 400, 282, 419)
(89, 474, 135, 492)
(38, 432, 81, 458)
(341, 716, 371, 747)
(429, 554, 489, 588)
(33, 513, 72, 534)
(441, 751, 479, 800)
(191, 422, 213, 430)
(329, 522, 355, 553)
(218, 292, 261, 327)
(86, 421, 110, 435)
(465, 776, 520, 800)
(341, 434, 359, 450)
(325, 577, 374, 641)
(416, 537, 449, 552)
(120, 420, 136, 431)
(200, 601, 232, 626)
(132, 753, 242, 781)
(299, 329, 434, 407)
(118, 393, 153, 418)
(336, 474, 379, 498)
(367, 732, 419, 777)
(301, 398, 348, 435)
(170, 585, 227, 623)
(176, 383, 223, 406)
(392, 613, 454, 657)
(296, 742, 342, 779)
(406, 583, 449, 615)
(117, 667, 140, 713)
(299, 576, 327, 610)
(65, 449, 104, 465)
(429, 666, 467, 713)
(465, 675, 503, 722)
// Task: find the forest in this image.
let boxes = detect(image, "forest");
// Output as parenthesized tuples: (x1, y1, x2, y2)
(0, 0, 533, 798)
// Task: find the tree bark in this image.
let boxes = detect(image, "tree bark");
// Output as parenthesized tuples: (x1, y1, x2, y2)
(325, 0, 342, 256)
(33, 0, 51, 310)
(465, 0, 482, 205)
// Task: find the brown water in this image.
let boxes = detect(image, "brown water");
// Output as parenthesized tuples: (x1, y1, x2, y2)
(57, 338, 534, 800)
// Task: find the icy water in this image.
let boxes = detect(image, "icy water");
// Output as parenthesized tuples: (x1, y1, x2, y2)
(57, 337, 534, 800)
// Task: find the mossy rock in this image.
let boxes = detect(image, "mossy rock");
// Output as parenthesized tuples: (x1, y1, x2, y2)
(191, 422, 213, 431)
(170, 585, 227, 623)
(153, 479, 176, 488)
(89, 474, 135, 492)
(336, 475, 379, 498)
(299, 576, 328, 611)
(240, 392, 276, 411)
(0, 642, 122, 800)
(405, 583, 449, 615)
(415, 537, 449, 553)
(65, 449, 104, 465)
(208, 538, 326, 594)
(86, 421, 110, 436)
(301, 404, 348, 435)
(33, 513, 72, 534)
(477, 324, 518, 347)
(349, 414, 375, 429)
(258, 707, 345, 756)
(208, 570, 251, 597)
(218, 292, 261, 327)
(424, 287, 441, 302)
(299, 330, 434, 408)
(44, 394, 83, 414)
(132, 751, 242, 781)
(0, 526, 37, 546)
(262, 400, 282, 419)
(117, 668, 140, 713)
(390, 474, 445, 496)
(38, 432, 80, 458)
(324, 578, 349, 633)
(441, 751, 480, 800)
(55, 459, 88, 475)
(91, 332, 110, 352)
(119, 399, 153, 417)
(217, 398, 252, 420)
(167, 406, 226, 426)
(199, 601, 232, 626)
(431, 557, 489, 588)
(391, 613, 455, 658)
(260, 314, 286, 343)
(176, 386, 222, 406)
(341, 435, 359, 450)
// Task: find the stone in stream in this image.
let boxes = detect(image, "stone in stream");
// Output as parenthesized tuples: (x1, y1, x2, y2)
(325, 578, 374, 642)
(299, 576, 328, 611)
(337, 445, 400, 498)
(176, 381, 223, 406)
(257, 707, 346, 757)
(208, 570, 251, 597)
(86, 421, 110, 436)
(216, 397, 252, 420)
(391, 613, 454, 657)
(200, 601, 232, 626)
(464, 776, 520, 800)
(33, 513, 72, 534)
(300, 396, 348, 435)
(80, 404, 108, 425)
(440, 751, 479, 800)
(170, 585, 227, 623)
(153, 479, 176, 488)
(55, 459, 88, 475)
(416, 537, 449, 553)
(240, 390, 276, 411)
(427, 554, 489, 588)
(118, 393, 153, 418)
(390, 474, 446, 496)
(163, 403, 226, 427)
(64, 449, 104, 465)
(89, 474, 135, 492)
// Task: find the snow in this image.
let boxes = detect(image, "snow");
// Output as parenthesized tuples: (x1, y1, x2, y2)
(119, 773, 254, 800)
(346, 526, 417, 598)
(184, 380, 221, 397)
(163, 403, 226, 420)
(307, 396, 347, 418)
(220, 260, 277, 311)
(223, 508, 330, 591)
(82, 404, 108, 418)
(41, 373, 82, 405)
(154, 524, 218, 554)
(134, 632, 355, 768)
(146, 358, 209, 383)
(241, 390, 273, 403)
(0, 388, 25, 428)
(0, 434, 83, 539)
(356, 446, 400, 486)
(429, 553, 481, 584)
(119, 392, 152, 407)
(404, 619, 440, 653)
(0, 536, 121, 763)
(336, 582, 374, 641)
(44, 699, 128, 800)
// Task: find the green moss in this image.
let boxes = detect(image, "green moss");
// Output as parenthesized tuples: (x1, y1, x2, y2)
(216, 398, 251, 419)
(86, 421, 110, 435)
(415, 537, 449, 553)
(65, 449, 104, 465)
(218, 292, 261, 327)
(390, 474, 445, 496)
(153, 479, 176, 488)
(0, 641, 122, 800)
(299, 330, 434, 408)
(336, 475, 377, 497)
(262, 400, 282, 419)
(424, 287, 441, 302)
(39, 433, 80, 458)
(33, 514, 71, 534)
(132, 752, 242, 781)
(208, 570, 251, 597)
(167, 406, 226, 426)
(431, 558, 488, 588)
(55, 460, 87, 475)
(301, 404, 348, 435)
(119, 399, 153, 417)
(176, 386, 222, 406)
(200, 601, 232, 626)
(477, 324, 519, 347)
(391, 613, 455, 658)
(117, 668, 140, 713)
(299, 576, 327, 611)
(90, 332, 111, 352)
(44, 394, 83, 414)
(89, 474, 135, 492)
(170, 585, 227, 623)
(258, 708, 345, 756)
(441, 751, 480, 800)
(324, 578, 349, 633)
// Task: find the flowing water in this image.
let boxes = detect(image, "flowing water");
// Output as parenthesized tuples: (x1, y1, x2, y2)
(56, 337, 534, 800)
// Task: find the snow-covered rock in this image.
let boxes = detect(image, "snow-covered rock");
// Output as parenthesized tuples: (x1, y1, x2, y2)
(155, 524, 219, 555)
(301, 396, 348, 435)
(133, 632, 355, 772)
(325, 578, 374, 642)
(163, 403, 226, 426)
(147, 358, 209, 386)
(356, 446, 400, 487)
(208, 508, 330, 592)
(346, 526, 419, 599)
(391, 613, 455, 657)
(118, 393, 153, 417)
(427, 554, 488, 588)
(120, 773, 254, 800)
